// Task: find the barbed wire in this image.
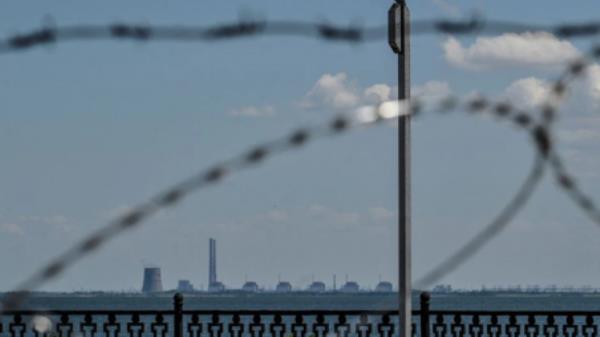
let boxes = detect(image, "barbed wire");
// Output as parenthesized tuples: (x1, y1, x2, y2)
(537, 45, 600, 229)
(2, 18, 600, 54)
(1, 42, 597, 303)
(0, 92, 554, 311)
(2, 12, 600, 309)
(414, 153, 546, 289)
(414, 42, 600, 288)
(411, 93, 553, 289)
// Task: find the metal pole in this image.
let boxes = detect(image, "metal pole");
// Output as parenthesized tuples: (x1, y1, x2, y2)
(420, 292, 430, 337)
(388, 1, 411, 337)
(173, 293, 183, 337)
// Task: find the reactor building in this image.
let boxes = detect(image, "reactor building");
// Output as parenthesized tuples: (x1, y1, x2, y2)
(141, 267, 163, 293)
(307, 281, 326, 292)
(375, 281, 393, 292)
(177, 279, 194, 292)
(341, 280, 360, 293)
(276, 281, 292, 292)
(242, 281, 259, 292)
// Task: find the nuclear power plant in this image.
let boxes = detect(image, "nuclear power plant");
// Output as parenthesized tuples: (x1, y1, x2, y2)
(140, 239, 393, 293)
(141, 267, 163, 293)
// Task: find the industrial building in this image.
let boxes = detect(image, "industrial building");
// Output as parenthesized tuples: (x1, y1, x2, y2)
(341, 281, 360, 293)
(307, 281, 326, 292)
(276, 281, 292, 292)
(138, 239, 397, 294)
(207, 238, 226, 292)
(242, 281, 259, 292)
(177, 280, 194, 292)
(375, 281, 393, 292)
(141, 267, 163, 293)
(208, 281, 225, 292)
(209, 238, 217, 288)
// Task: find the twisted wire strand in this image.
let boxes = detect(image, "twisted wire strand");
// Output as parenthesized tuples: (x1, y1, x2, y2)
(549, 152, 600, 224)
(542, 47, 600, 227)
(2, 18, 600, 53)
(414, 153, 546, 289)
(411, 92, 553, 289)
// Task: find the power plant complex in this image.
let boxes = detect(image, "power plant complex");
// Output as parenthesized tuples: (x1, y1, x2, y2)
(141, 238, 393, 293)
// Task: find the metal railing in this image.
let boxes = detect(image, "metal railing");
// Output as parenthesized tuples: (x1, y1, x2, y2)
(2, 293, 600, 337)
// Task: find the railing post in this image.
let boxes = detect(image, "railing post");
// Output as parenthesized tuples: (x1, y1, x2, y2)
(420, 292, 430, 337)
(174, 293, 184, 337)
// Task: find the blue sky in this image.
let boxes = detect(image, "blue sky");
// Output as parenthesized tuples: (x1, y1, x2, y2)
(1, 0, 600, 292)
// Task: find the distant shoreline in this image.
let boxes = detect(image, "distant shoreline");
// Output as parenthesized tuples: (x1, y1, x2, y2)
(4, 290, 600, 296)
(5, 291, 600, 310)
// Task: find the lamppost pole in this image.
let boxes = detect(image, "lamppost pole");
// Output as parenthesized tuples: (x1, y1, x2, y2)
(388, 1, 411, 337)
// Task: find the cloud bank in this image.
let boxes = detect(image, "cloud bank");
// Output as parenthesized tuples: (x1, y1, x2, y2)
(443, 32, 579, 70)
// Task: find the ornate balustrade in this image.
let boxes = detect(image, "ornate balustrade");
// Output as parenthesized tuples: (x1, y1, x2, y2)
(2, 293, 600, 337)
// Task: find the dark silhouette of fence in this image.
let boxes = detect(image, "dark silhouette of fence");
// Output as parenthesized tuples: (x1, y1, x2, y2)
(4, 293, 600, 337)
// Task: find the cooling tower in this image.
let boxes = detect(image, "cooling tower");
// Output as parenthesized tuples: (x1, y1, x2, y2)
(142, 267, 163, 293)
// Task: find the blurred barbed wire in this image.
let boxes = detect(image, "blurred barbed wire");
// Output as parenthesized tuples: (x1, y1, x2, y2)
(414, 43, 600, 289)
(0, 92, 554, 311)
(1, 12, 600, 311)
(2, 17, 600, 53)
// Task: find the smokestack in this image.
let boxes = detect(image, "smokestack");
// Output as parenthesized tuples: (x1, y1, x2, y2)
(142, 267, 163, 293)
(209, 238, 217, 286)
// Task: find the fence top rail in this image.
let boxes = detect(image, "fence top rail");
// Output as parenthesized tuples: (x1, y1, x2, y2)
(0, 309, 406, 316)
(4, 309, 600, 317)
(428, 310, 600, 316)
(0, 310, 174, 316)
(180, 310, 404, 315)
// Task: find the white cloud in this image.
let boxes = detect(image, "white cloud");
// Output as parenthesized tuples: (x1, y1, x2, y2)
(585, 65, 600, 100)
(503, 64, 600, 113)
(503, 77, 551, 109)
(413, 80, 452, 105)
(364, 84, 394, 103)
(498, 72, 600, 179)
(368, 207, 395, 222)
(229, 105, 275, 118)
(0, 223, 24, 236)
(301, 73, 360, 109)
(263, 209, 289, 222)
(443, 32, 579, 70)
(302, 73, 452, 115)
(307, 205, 360, 226)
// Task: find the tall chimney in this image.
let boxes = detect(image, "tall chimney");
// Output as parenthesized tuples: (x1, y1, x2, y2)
(209, 238, 217, 286)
